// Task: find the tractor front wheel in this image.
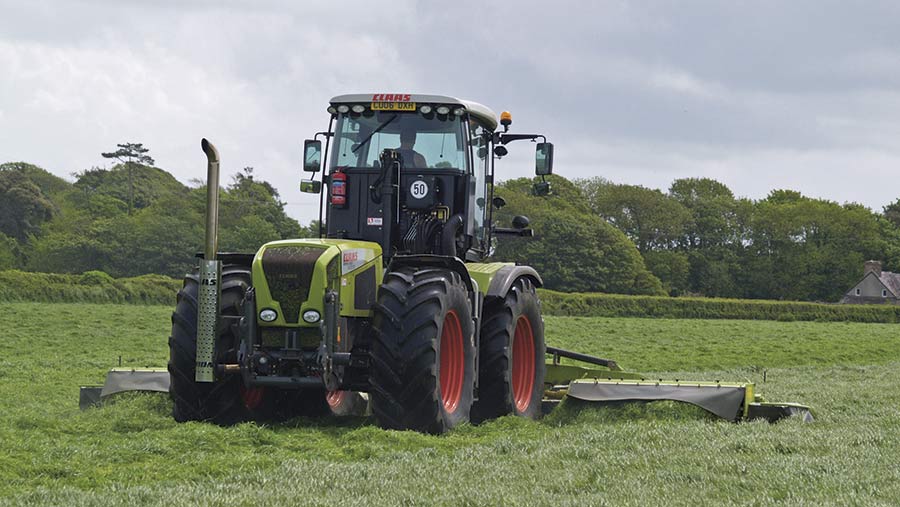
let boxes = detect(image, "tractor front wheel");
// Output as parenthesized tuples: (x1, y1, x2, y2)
(370, 266, 475, 434)
(471, 277, 545, 423)
(168, 264, 254, 425)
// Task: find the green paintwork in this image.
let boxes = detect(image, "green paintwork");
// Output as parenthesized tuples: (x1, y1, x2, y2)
(252, 238, 383, 326)
(465, 262, 514, 296)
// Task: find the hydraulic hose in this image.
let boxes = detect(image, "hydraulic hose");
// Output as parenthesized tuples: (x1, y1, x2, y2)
(442, 214, 465, 258)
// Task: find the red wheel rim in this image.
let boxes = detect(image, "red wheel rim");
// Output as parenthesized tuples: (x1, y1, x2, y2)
(240, 386, 265, 411)
(512, 316, 536, 412)
(439, 310, 465, 414)
(326, 390, 347, 409)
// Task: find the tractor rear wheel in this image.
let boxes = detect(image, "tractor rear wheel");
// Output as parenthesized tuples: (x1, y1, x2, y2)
(370, 266, 475, 434)
(168, 264, 254, 425)
(471, 277, 545, 423)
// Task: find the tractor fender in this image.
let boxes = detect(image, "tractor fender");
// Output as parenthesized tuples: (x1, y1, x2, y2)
(387, 255, 475, 294)
(485, 265, 543, 299)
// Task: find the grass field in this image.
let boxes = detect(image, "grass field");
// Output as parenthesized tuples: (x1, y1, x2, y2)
(1, 303, 898, 506)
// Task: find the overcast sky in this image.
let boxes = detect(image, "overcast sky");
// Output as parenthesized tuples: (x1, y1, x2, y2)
(3, 0, 900, 222)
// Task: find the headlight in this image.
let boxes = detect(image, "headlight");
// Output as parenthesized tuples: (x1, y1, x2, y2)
(259, 309, 278, 322)
(302, 310, 321, 323)
(453, 107, 465, 116)
(336, 105, 350, 113)
(419, 105, 433, 114)
(436, 106, 450, 115)
(351, 104, 366, 113)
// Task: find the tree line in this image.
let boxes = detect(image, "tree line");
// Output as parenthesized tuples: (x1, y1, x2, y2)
(492, 175, 900, 302)
(0, 154, 315, 279)
(2, 147, 898, 302)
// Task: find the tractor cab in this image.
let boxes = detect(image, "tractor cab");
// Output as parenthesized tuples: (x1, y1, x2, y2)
(302, 94, 553, 263)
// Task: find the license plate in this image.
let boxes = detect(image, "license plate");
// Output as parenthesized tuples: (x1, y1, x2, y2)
(371, 101, 416, 111)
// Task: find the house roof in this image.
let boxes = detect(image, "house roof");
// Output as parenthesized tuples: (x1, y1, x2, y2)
(879, 271, 900, 297)
(853, 270, 900, 297)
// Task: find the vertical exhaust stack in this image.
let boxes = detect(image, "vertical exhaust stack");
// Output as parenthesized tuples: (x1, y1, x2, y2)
(196, 138, 222, 383)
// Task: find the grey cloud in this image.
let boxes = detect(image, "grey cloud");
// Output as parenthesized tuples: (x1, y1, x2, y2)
(1, 0, 899, 224)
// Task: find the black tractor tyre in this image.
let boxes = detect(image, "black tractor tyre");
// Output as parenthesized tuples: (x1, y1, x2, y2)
(167, 264, 254, 425)
(370, 266, 476, 434)
(470, 277, 546, 423)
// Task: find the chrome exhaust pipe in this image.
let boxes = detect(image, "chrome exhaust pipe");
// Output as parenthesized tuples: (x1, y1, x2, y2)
(201, 138, 220, 261)
(196, 138, 222, 383)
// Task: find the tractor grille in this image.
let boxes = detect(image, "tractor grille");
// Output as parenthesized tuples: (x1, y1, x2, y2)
(261, 246, 324, 324)
(260, 327, 321, 349)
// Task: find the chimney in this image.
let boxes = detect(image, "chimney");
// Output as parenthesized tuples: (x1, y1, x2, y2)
(864, 260, 882, 277)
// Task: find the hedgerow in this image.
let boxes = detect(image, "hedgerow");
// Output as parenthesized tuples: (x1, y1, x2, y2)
(0, 269, 180, 305)
(3, 269, 897, 322)
(539, 289, 900, 323)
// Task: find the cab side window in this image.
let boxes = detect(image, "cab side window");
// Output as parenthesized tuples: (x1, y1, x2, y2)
(469, 121, 489, 247)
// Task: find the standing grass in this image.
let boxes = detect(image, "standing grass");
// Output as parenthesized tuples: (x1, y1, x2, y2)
(0, 303, 898, 506)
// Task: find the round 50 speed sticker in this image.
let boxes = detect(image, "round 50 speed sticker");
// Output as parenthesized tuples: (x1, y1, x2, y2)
(410, 180, 429, 199)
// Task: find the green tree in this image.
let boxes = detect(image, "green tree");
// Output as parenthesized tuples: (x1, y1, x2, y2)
(665, 178, 748, 297)
(669, 177, 742, 248)
(217, 167, 303, 241)
(883, 198, 900, 229)
(493, 175, 664, 295)
(0, 169, 55, 241)
(578, 178, 691, 253)
(0, 162, 71, 197)
(0, 233, 18, 269)
(746, 192, 883, 301)
(643, 250, 690, 296)
(299, 220, 323, 238)
(101, 143, 155, 215)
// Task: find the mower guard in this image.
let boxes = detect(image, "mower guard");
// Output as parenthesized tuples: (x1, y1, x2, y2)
(79, 368, 169, 409)
(545, 347, 812, 423)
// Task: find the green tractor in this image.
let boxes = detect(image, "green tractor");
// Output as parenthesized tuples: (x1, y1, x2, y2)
(169, 94, 556, 433)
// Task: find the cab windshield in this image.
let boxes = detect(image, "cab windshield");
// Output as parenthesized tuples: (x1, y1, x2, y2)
(330, 110, 468, 171)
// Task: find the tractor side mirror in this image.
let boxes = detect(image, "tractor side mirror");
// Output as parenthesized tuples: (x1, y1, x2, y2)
(535, 142, 553, 176)
(512, 215, 530, 229)
(303, 140, 322, 172)
(493, 145, 508, 158)
(300, 179, 322, 194)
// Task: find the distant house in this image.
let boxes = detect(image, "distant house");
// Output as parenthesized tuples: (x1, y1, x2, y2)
(840, 261, 900, 305)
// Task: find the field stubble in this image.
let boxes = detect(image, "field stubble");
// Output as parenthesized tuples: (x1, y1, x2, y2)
(0, 303, 898, 506)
